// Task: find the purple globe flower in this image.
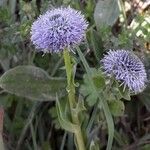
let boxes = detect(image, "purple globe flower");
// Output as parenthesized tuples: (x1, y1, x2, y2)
(30, 7, 88, 53)
(101, 50, 147, 93)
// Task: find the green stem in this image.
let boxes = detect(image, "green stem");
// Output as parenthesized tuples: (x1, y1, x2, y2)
(63, 49, 86, 150)
(77, 47, 114, 150)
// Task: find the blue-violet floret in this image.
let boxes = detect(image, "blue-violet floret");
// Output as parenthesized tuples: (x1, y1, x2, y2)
(30, 6, 88, 53)
(101, 50, 147, 93)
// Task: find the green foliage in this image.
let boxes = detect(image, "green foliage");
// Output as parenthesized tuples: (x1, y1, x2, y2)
(72, 99, 86, 117)
(0, 66, 66, 101)
(108, 100, 125, 116)
(94, 0, 120, 28)
(106, 79, 131, 101)
(77, 47, 114, 150)
(0, 0, 150, 149)
(0, 7, 11, 23)
(80, 68, 105, 106)
(48, 97, 67, 129)
(87, 29, 103, 62)
(56, 96, 78, 133)
(118, 86, 131, 101)
(48, 106, 61, 129)
(19, 20, 32, 37)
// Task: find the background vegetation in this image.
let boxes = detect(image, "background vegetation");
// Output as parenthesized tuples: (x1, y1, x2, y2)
(0, 0, 150, 149)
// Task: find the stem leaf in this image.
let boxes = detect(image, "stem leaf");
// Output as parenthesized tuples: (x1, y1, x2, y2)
(77, 47, 114, 150)
(56, 95, 78, 133)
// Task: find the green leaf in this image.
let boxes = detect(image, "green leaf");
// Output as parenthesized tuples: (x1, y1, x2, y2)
(48, 106, 61, 129)
(108, 100, 125, 116)
(19, 20, 32, 37)
(56, 96, 78, 133)
(94, 0, 120, 28)
(80, 68, 105, 106)
(49, 97, 68, 129)
(0, 7, 10, 23)
(119, 86, 131, 101)
(85, 0, 95, 19)
(107, 80, 131, 101)
(77, 47, 114, 150)
(87, 28, 103, 62)
(93, 74, 105, 89)
(0, 66, 66, 101)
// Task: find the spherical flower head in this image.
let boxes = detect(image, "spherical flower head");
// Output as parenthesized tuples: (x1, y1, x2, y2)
(101, 50, 147, 93)
(30, 6, 88, 53)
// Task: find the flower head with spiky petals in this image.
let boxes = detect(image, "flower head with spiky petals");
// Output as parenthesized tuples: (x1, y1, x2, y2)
(101, 50, 147, 93)
(30, 6, 88, 53)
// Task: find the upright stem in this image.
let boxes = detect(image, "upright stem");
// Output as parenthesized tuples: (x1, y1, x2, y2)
(63, 49, 86, 150)
(77, 47, 114, 150)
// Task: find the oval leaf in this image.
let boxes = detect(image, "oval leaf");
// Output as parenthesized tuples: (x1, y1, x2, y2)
(0, 66, 66, 101)
(94, 0, 120, 27)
